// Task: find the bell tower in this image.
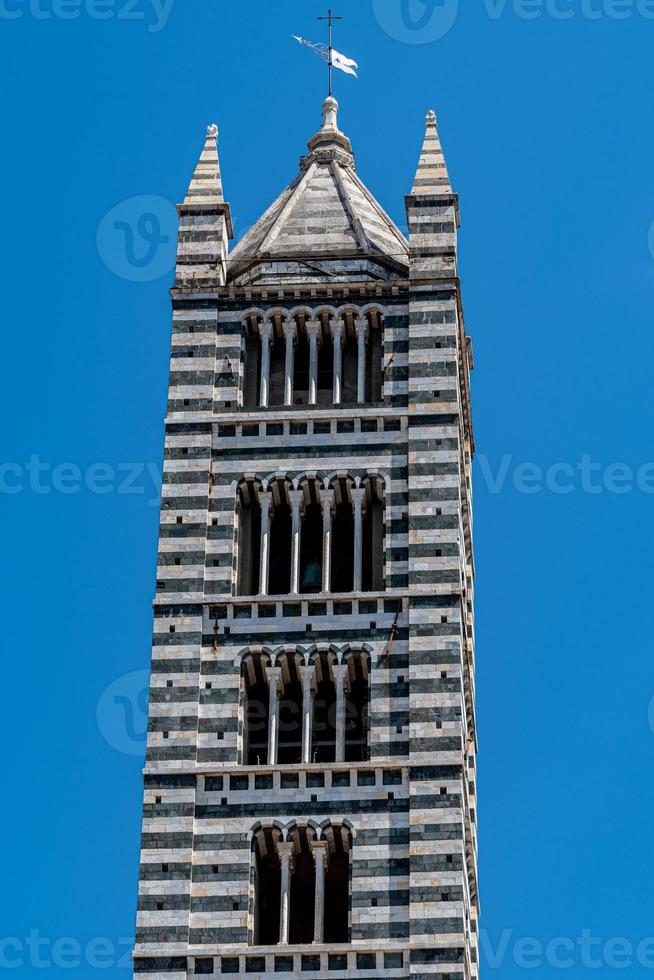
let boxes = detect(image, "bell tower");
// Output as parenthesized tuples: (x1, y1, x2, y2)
(133, 99, 478, 979)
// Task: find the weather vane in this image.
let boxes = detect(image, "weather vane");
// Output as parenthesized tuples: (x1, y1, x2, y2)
(292, 9, 358, 98)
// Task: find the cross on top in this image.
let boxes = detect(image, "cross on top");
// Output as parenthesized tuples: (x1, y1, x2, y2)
(317, 9, 343, 97)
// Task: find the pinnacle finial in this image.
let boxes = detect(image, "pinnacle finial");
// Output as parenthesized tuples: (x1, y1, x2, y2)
(321, 95, 339, 132)
(206, 123, 218, 138)
(410, 107, 451, 195)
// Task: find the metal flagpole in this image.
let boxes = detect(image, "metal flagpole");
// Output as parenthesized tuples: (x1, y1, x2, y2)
(318, 9, 342, 98)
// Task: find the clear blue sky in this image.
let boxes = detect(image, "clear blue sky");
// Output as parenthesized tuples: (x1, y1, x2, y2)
(2, 0, 654, 975)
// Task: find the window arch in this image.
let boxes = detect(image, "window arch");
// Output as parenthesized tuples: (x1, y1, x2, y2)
(240, 646, 371, 766)
(250, 821, 353, 947)
(241, 306, 385, 408)
(236, 474, 386, 597)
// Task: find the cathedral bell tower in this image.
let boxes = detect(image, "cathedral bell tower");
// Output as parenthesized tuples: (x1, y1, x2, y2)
(133, 97, 478, 979)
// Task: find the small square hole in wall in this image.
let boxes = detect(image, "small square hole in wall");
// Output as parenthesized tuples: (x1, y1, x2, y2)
(433, 390, 440, 398)
(212, 865, 219, 874)
(232, 901, 239, 911)
(441, 671, 447, 679)
(441, 615, 447, 623)
(212, 518, 218, 526)
(224, 401, 232, 408)
(161, 863, 168, 872)
(370, 621, 376, 630)
(216, 732, 223, 740)
(169, 625, 175, 633)
(440, 787, 447, 795)
(388, 792, 395, 800)
(183, 399, 190, 406)
(205, 682, 212, 690)
(156, 902, 163, 911)
(446, 854, 453, 864)
(176, 516, 183, 524)
(181, 447, 188, 455)
(311, 794, 317, 803)
(162, 732, 169, 739)
(396, 725, 403, 734)
(442, 892, 449, 902)
(174, 558, 180, 566)
(436, 507, 442, 515)
(155, 796, 161, 804)
(398, 675, 405, 683)
(221, 797, 227, 806)
(371, 897, 378, 907)
(166, 680, 173, 688)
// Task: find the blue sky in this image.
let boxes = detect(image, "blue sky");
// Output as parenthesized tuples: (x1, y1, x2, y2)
(2, 0, 654, 975)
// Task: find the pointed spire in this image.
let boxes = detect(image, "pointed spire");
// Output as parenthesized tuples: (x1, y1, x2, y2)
(411, 109, 452, 195)
(182, 123, 225, 207)
(175, 123, 233, 289)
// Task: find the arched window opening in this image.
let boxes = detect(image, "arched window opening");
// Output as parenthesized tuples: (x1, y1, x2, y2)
(243, 326, 260, 408)
(300, 500, 323, 594)
(269, 331, 286, 406)
(288, 827, 316, 945)
(293, 328, 310, 405)
(344, 653, 370, 763)
(253, 827, 281, 946)
(312, 655, 336, 764)
(243, 656, 270, 766)
(269, 499, 292, 595)
(331, 499, 354, 594)
(367, 313, 383, 403)
(277, 655, 303, 765)
(317, 330, 334, 404)
(237, 482, 261, 597)
(362, 478, 385, 592)
(324, 828, 351, 944)
(251, 824, 352, 947)
(341, 329, 358, 403)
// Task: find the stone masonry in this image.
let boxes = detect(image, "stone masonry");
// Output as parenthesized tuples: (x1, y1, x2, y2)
(132, 97, 478, 979)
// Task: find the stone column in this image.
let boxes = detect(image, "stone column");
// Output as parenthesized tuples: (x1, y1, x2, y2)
(306, 320, 321, 406)
(300, 664, 315, 764)
(351, 487, 366, 593)
(258, 491, 273, 596)
(355, 317, 369, 404)
(288, 490, 304, 595)
(283, 320, 297, 407)
(259, 319, 273, 408)
(319, 489, 335, 594)
(276, 841, 295, 945)
(265, 666, 282, 766)
(333, 664, 349, 763)
(330, 318, 344, 405)
(311, 840, 329, 943)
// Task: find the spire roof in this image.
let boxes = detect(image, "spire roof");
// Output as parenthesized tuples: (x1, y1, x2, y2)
(228, 99, 408, 277)
(411, 110, 452, 195)
(182, 123, 226, 208)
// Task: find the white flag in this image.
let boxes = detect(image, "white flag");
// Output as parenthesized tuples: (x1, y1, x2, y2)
(331, 48, 358, 77)
(292, 35, 358, 78)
